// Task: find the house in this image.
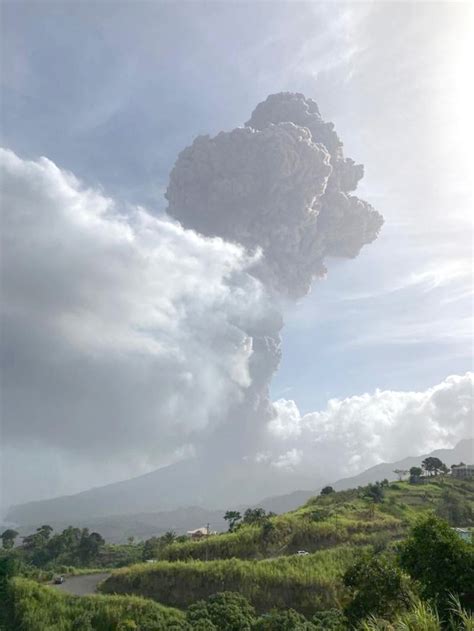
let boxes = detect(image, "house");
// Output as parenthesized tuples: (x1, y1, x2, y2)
(452, 528, 472, 543)
(187, 527, 217, 539)
(451, 464, 474, 480)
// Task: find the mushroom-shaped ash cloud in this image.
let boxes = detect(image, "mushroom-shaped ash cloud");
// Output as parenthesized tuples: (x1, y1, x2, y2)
(167, 92, 383, 299)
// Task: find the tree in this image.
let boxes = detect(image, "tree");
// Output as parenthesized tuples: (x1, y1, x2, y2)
(36, 524, 53, 544)
(142, 536, 160, 561)
(0, 556, 19, 629)
(38, 524, 53, 536)
(343, 553, 413, 623)
(187, 592, 256, 631)
(242, 508, 267, 525)
(22, 524, 53, 552)
(393, 469, 408, 481)
(409, 466, 423, 484)
(0, 529, 18, 550)
(78, 530, 105, 564)
(224, 511, 242, 532)
(364, 482, 384, 504)
(422, 457, 445, 476)
(261, 519, 276, 544)
(22, 532, 45, 552)
(320, 486, 334, 495)
(254, 609, 317, 630)
(312, 609, 348, 630)
(398, 515, 474, 612)
(161, 531, 176, 546)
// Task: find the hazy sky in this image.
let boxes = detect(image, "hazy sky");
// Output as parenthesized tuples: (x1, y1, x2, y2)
(1, 1, 473, 511)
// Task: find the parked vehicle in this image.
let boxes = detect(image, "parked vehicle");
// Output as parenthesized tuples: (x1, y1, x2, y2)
(296, 550, 309, 556)
(54, 575, 65, 584)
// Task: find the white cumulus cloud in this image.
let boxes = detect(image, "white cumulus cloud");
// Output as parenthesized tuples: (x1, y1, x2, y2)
(0, 147, 274, 503)
(268, 373, 473, 479)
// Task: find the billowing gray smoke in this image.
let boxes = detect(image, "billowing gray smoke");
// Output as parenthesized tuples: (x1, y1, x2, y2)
(166, 93, 383, 465)
(167, 92, 383, 299)
(0, 94, 385, 513)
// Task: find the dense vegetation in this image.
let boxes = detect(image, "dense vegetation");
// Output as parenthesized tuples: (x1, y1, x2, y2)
(0, 525, 142, 573)
(100, 546, 357, 615)
(154, 477, 473, 562)
(1, 475, 472, 630)
(3, 576, 186, 631)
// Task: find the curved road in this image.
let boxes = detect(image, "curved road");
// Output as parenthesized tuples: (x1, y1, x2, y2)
(52, 573, 110, 596)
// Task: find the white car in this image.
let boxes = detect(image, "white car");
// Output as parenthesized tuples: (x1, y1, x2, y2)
(296, 550, 309, 556)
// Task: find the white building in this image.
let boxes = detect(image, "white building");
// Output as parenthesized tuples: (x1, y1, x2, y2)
(451, 464, 474, 480)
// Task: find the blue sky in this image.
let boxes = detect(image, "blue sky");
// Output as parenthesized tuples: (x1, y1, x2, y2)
(1, 1, 472, 506)
(3, 0, 472, 407)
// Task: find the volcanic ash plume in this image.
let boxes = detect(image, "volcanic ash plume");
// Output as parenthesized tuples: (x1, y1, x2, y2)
(1, 94, 385, 508)
(167, 92, 383, 299)
(165, 93, 383, 469)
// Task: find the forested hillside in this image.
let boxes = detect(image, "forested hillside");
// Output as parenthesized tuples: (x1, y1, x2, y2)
(135, 476, 473, 563)
(2, 475, 472, 630)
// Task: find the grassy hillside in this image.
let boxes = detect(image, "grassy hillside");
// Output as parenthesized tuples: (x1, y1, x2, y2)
(156, 477, 473, 562)
(100, 546, 357, 615)
(100, 477, 473, 616)
(6, 576, 186, 631)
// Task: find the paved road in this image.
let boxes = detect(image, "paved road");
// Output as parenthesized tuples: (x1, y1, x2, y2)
(52, 573, 110, 596)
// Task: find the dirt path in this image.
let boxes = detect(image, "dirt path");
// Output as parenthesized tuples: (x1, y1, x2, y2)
(52, 573, 110, 596)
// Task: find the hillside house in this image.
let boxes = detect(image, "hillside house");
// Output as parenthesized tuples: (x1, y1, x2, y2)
(187, 527, 217, 539)
(452, 528, 472, 543)
(451, 464, 474, 480)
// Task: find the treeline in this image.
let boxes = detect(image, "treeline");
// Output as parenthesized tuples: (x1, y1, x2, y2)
(3, 516, 472, 630)
(0, 525, 142, 571)
(100, 515, 474, 624)
(102, 515, 474, 629)
(136, 478, 473, 564)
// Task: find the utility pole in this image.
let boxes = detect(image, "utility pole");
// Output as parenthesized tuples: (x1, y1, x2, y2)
(205, 523, 210, 562)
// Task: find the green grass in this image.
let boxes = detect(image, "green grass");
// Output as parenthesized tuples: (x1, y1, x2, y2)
(7, 577, 187, 631)
(100, 546, 360, 616)
(360, 596, 474, 630)
(8, 478, 472, 628)
(159, 510, 402, 562)
(158, 478, 473, 563)
(98, 478, 473, 618)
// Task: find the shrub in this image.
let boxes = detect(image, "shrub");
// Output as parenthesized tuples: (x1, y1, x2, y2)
(343, 553, 413, 623)
(359, 599, 441, 630)
(358, 597, 474, 630)
(254, 608, 317, 630)
(436, 490, 474, 526)
(187, 592, 255, 630)
(398, 515, 474, 612)
(311, 608, 348, 630)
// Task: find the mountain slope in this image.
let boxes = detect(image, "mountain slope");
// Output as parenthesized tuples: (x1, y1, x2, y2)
(6, 457, 319, 526)
(6, 439, 472, 535)
(333, 438, 473, 490)
(147, 474, 474, 563)
(98, 475, 474, 617)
